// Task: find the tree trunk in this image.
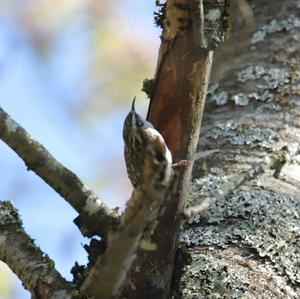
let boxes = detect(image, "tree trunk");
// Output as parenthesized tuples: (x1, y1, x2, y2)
(174, 0, 300, 297)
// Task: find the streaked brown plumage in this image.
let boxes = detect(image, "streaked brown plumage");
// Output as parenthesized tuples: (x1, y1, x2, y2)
(123, 97, 172, 188)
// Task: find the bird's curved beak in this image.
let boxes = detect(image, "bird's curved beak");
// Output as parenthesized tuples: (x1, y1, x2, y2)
(131, 97, 136, 111)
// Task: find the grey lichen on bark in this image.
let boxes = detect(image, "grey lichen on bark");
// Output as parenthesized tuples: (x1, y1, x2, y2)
(123, 0, 231, 297)
(175, 0, 300, 298)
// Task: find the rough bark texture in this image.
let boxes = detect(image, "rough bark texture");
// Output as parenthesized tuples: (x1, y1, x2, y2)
(123, 0, 229, 297)
(175, 0, 300, 297)
(0, 201, 76, 299)
(81, 145, 172, 299)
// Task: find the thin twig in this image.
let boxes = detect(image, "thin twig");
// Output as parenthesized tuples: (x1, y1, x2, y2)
(183, 150, 289, 218)
(0, 201, 76, 299)
(0, 106, 119, 237)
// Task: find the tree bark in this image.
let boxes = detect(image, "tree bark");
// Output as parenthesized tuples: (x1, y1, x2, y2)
(175, 0, 300, 297)
(0, 201, 76, 299)
(1, 1, 299, 298)
(123, 0, 229, 297)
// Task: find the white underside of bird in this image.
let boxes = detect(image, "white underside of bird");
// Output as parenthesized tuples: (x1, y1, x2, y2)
(144, 127, 172, 165)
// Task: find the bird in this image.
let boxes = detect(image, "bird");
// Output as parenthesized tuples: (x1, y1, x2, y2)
(123, 97, 172, 188)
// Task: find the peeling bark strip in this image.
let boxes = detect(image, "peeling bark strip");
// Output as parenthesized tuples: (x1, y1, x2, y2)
(0, 107, 119, 237)
(0, 201, 75, 299)
(124, 0, 228, 298)
(190, 0, 206, 48)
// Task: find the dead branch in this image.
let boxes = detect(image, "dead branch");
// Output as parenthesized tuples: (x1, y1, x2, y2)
(81, 146, 173, 299)
(0, 106, 119, 237)
(0, 201, 76, 299)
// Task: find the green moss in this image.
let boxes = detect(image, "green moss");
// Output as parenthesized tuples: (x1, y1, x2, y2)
(141, 78, 155, 99)
(221, 1, 231, 41)
(268, 147, 289, 178)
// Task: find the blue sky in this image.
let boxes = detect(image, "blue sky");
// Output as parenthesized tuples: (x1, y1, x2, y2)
(0, 1, 160, 297)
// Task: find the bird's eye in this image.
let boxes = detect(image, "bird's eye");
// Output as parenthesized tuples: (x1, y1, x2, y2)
(137, 120, 143, 127)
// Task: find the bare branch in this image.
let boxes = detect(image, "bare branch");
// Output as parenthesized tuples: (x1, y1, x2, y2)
(0, 106, 119, 237)
(0, 201, 76, 299)
(183, 163, 268, 218)
(184, 149, 289, 217)
(81, 148, 173, 299)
